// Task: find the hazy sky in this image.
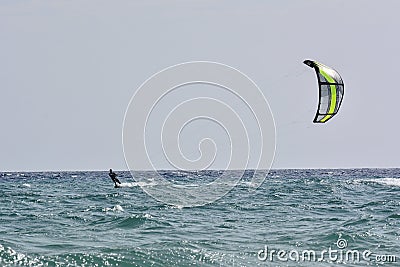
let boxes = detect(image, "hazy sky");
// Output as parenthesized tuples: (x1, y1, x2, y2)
(1, 0, 399, 171)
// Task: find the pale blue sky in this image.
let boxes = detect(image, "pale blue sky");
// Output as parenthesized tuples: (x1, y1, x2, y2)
(1, 1, 399, 171)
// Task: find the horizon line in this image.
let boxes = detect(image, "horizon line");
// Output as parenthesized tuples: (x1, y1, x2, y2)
(1, 166, 400, 173)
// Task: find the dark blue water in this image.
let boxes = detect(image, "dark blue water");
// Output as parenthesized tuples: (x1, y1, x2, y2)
(1, 169, 399, 266)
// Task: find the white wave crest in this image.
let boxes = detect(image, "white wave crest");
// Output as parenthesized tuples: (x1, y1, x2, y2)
(118, 182, 158, 188)
(366, 178, 400, 187)
(103, 205, 124, 212)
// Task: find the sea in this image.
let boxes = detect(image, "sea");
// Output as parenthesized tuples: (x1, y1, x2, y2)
(1, 169, 399, 267)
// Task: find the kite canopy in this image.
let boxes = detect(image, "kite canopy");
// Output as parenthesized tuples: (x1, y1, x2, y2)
(304, 60, 344, 123)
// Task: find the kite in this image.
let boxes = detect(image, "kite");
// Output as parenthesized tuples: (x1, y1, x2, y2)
(304, 60, 344, 123)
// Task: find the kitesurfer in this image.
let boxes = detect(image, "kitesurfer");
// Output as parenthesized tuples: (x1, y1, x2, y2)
(109, 169, 121, 188)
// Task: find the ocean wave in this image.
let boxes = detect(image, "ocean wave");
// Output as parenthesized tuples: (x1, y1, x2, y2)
(118, 181, 158, 187)
(102, 205, 124, 212)
(116, 214, 152, 228)
(0, 244, 131, 267)
(363, 178, 400, 187)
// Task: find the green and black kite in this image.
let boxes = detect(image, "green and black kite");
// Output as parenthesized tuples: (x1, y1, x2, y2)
(304, 60, 344, 123)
